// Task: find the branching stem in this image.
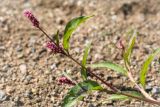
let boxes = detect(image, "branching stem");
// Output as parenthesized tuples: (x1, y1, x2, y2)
(39, 27, 160, 106)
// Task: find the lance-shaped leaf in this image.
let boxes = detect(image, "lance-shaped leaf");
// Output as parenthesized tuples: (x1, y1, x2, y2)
(140, 48, 160, 88)
(107, 94, 128, 100)
(55, 30, 59, 45)
(81, 43, 91, 80)
(123, 30, 138, 65)
(88, 62, 127, 75)
(101, 91, 143, 104)
(62, 80, 103, 107)
(63, 16, 93, 50)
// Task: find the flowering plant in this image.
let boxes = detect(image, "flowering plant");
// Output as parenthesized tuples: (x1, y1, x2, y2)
(24, 10, 160, 106)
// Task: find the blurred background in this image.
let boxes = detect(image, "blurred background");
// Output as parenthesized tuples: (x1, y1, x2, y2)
(1, 0, 160, 106)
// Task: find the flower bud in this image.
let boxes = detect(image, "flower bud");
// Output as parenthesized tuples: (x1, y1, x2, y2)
(58, 77, 75, 85)
(23, 10, 39, 28)
(46, 41, 63, 54)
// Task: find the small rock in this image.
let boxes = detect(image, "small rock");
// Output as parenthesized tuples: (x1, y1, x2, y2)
(0, 46, 5, 50)
(6, 86, 15, 94)
(16, 45, 23, 52)
(0, 84, 4, 89)
(25, 75, 33, 82)
(88, 103, 95, 107)
(74, 47, 80, 53)
(14, 96, 20, 102)
(94, 54, 103, 60)
(45, 70, 50, 75)
(145, 85, 152, 92)
(19, 64, 27, 74)
(31, 88, 38, 94)
(0, 90, 7, 101)
(51, 97, 55, 103)
(50, 64, 57, 70)
(152, 86, 160, 94)
(24, 90, 32, 99)
(17, 53, 24, 59)
(32, 55, 39, 61)
(2, 64, 10, 72)
(29, 36, 36, 46)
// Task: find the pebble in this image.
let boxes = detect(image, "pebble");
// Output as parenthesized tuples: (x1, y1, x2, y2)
(25, 75, 33, 82)
(151, 86, 160, 94)
(2, 64, 10, 72)
(0, 90, 7, 101)
(50, 64, 57, 70)
(94, 54, 103, 60)
(74, 47, 80, 53)
(0, 46, 5, 50)
(31, 88, 38, 94)
(6, 86, 15, 94)
(16, 45, 23, 52)
(45, 70, 50, 75)
(19, 64, 27, 74)
(14, 96, 20, 102)
(29, 36, 36, 47)
(24, 90, 32, 98)
(17, 53, 24, 59)
(145, 85, 152, 92)
(88, 103, 95, 107)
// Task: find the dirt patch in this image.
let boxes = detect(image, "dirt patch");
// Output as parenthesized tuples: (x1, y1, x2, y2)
(0, 0, 160, 106)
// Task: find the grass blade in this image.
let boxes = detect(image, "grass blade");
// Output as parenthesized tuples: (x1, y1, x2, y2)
(140, 48, 160, 88)
(123, 30, 138, 65)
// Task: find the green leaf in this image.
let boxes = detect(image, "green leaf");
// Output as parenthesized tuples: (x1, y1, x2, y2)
(81, 68, 87, 81)
(123, 30, 138, 65)
(82, 43, 91, 67)
(123, 90, 144, 98)
(100, 94, 128, 104)
(55, 30, 59, 45)
(81, 43, 91, 80)
(63, 15, 93, 50)
(101, 91, 143, 104)
(108, 94, 128, 100)
(140, 48, 160, 88)
(62, 80, 103, 107)
(88, 62, 127, 75)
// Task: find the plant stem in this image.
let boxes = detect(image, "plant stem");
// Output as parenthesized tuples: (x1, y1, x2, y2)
(122, 45, 156, 101)
(120, 92, 160, 105)
(124, 61, 156, 101)
(66, 53, 118, 92)
(39, 27, 160, 105)
(127, 72, 156, 101)
(102, 89, 160, 105)
(38, 27, 55, 43)
(66, 54, 160, 105)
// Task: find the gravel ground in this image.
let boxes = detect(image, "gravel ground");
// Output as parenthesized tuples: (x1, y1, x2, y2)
(1, 0, 160, 107)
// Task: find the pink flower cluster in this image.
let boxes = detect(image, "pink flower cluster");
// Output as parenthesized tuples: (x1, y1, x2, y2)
(116, 38, 125, 49)
(58, 77, 75, 85)
(46, 41, 63, 54)
(23, 10, 39, 28)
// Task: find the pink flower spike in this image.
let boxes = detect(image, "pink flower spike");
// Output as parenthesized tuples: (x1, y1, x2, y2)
(58, 76, 75, 85)
(23, 10, 39, 28)
(46, 41, 63, 54)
